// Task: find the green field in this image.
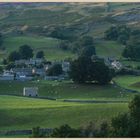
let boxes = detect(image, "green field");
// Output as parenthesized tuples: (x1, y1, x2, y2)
(95, 40, 124, 58)
(0, 95, 128, 131)
(1, 36, 76, 61)
(121, 60, 140, 68)
(0, 80, 135, 101)
(0, 79, 133, 132)
(0, 36, 125, 62)
(114, 75, 140, 92)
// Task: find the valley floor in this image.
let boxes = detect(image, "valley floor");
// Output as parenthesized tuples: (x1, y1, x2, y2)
(0, 75, 140, 137)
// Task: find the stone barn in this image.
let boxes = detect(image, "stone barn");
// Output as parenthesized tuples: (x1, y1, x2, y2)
(23, 87, 38, 97)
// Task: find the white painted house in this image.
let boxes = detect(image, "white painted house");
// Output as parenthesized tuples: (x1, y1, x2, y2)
(23, 87, 38, 97)
(111, 60, 122, 70)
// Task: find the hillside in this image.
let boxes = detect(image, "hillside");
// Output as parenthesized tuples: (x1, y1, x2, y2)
(0, 3, 140, 60)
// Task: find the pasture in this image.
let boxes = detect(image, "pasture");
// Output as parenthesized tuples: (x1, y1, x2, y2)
(121, 60, 140, 69)
(95, 40, 124, 59)
(0, 95, 128, 131)
(0, 36, 125, 61)
(114, 75, 140, 92)
(0, 80, 135, 101)
(1, 36, 76, 61)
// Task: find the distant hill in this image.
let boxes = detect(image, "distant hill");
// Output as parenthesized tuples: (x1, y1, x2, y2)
(0, 3, 139, 60)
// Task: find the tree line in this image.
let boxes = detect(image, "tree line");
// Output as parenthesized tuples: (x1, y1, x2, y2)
(8, 45, 45, 62)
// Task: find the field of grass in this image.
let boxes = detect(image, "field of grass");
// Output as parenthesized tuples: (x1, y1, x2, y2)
(95, 40, 124, 58)
(0, 80, 135, 101)
(114, 75, 140, 92)
(1, 36, 125, 62)
(121, 60, 140, 68)
(1, 36, 76, 61)
(0, 95, 128, 131)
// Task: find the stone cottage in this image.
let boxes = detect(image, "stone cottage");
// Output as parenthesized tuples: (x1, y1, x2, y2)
(23, 87, 38, 97)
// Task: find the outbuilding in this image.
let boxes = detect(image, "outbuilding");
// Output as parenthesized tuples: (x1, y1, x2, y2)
(23, 87, 38, 97)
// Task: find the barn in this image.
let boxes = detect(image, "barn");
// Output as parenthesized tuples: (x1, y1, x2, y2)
(23, 87, 38, 97)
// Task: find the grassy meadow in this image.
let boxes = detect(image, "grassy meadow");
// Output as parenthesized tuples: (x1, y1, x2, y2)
(114, 75, 140, 92)
(1, 36, 76, 61)
(121, 60, 140, 68)
(0, 80, 135, 101)
(95, 40, 124, 58)
(0, 77, 135, 132)
(0, 36, 125, 61)
(0, 95, 128, 131)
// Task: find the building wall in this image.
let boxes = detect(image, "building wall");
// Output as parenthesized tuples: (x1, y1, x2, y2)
(23, 87, 38, 97)
(0, 75, 14, 80)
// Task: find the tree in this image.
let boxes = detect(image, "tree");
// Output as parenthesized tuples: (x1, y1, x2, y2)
(72, 36, 96, 55)
(98, 121, 109, 137)
(50, 124, 81, 138)
(31, 126, 46, 138)
(81, 121, 98, 137)
(93, 61, 114, 85)
(105, 26, 118, 40)
(80, 36, 94, 46)
(69, 56, 114, 84)
(36, 51, 44, 59)
(129, 95, 140, 121)
(122, 37, 140, 60)
(105, 25, 131, 44)
(80, 45, 96, 57)
(117, 34, 129, 45)
(0, 66, 3, 74)
(19, 45, 33, 59)
(2, 58, 8, 65)
(8, 51, 21, 62)
(0, 33, 4, 50)
(110, 95, 140, 137)
(111, 113, 130, 137)
(0, 33, 3, 47)
(59, 40, 70, 51)
(47, 64, 63, 76)
(69, 56, 91, 83)
(49, 26, 64, 40)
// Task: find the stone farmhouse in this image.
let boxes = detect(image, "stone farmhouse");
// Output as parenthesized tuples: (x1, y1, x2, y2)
(23, 87, 38, 97)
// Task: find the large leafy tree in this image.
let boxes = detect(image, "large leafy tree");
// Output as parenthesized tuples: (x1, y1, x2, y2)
(50, 124, 81, 137)
(69, 56, 91, 83)
(129, 95, 140, 121)
(47, 64, 63, 76)
(111, 95, 140, 137)
(36, 51, 44, 59)
(8, 51, 21, 62)
(69, 56, 113, 84)
(72, 36, 96, 56)
(122, 36, 140, 60)
(19, 45, 33, 59)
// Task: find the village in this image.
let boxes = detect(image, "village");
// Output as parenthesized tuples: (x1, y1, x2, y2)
(0, 55, 124, 83)
(0, 58, 70, 81)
